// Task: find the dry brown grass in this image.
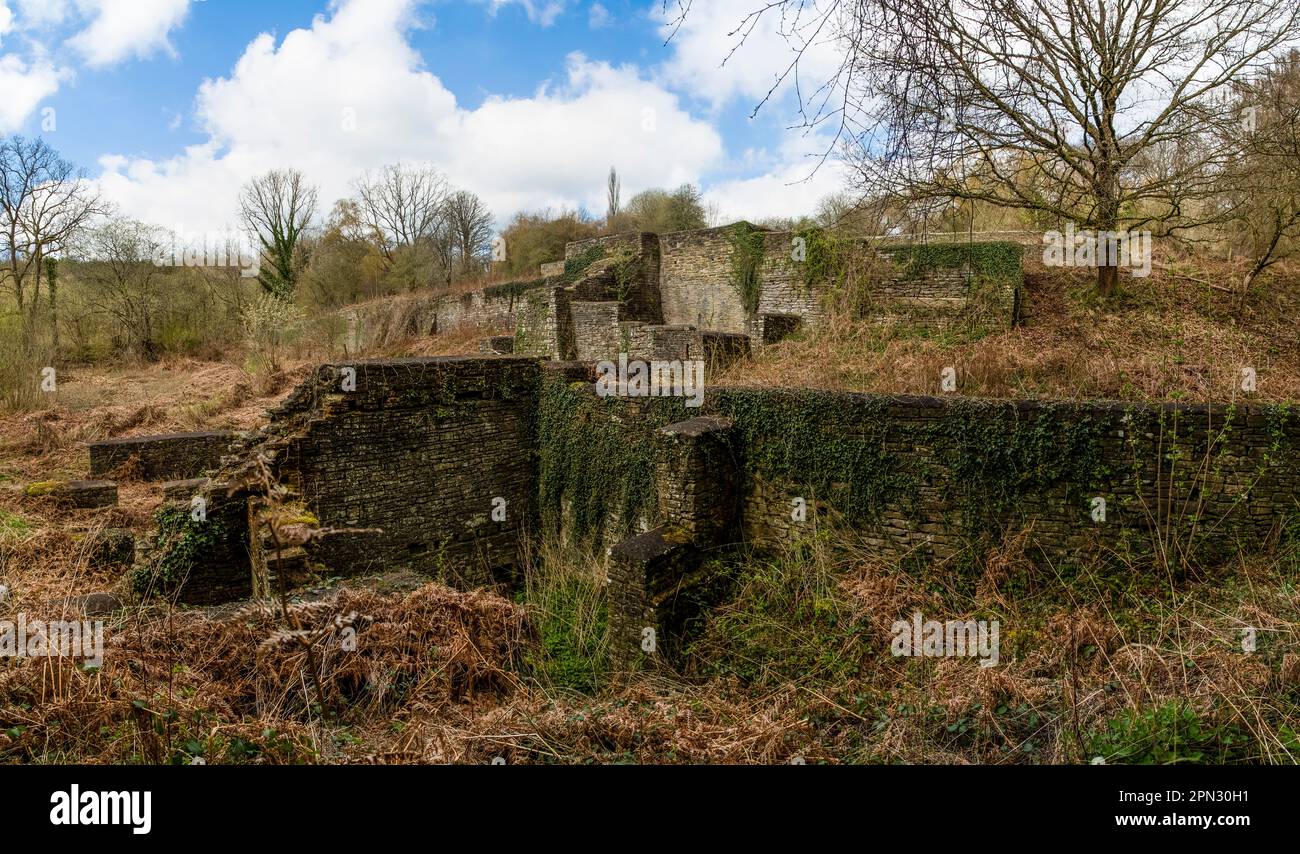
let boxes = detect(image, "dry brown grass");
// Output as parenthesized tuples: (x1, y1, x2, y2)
(2, 253, 1297, 765)
(719, 255, 1300, 402)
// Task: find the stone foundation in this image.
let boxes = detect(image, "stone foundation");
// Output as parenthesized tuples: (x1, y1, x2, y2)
(88, 430, 239, 481)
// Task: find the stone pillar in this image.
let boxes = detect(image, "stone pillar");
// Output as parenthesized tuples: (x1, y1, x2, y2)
(608, 416, 740, 669)
(655, 416, 738, 546)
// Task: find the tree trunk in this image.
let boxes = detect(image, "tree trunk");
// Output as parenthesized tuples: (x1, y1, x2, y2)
(1098, 263, 1119, 298)
(48, 269, 59, 358)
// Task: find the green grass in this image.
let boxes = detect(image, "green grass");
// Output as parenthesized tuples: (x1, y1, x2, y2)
(1086, 703, 1254, 765)
(0, 511, 34, 543)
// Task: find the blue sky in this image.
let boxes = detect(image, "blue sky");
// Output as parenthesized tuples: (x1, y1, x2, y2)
(0, 0, 848, 232)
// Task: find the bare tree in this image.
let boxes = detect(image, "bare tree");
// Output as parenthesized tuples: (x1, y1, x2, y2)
(240, 168, 318, 299)
(667, 0, 1300, 296)
(0, 136, 104, 348)
(353, 163, 455, 289)
(607, 166, 621, 224)
(77, 217, 172, 358)
(443, 189, 495, 281)
(354, 164, 449, 263)
(1219, 50, 1300, 301)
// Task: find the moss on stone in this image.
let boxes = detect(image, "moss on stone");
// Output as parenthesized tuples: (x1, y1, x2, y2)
(24, 480, 66, 496)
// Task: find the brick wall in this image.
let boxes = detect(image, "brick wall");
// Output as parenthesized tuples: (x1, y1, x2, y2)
(88, 431, 239, 480)
(542, 381, 1300, 570)
(265, 357, 541, 588)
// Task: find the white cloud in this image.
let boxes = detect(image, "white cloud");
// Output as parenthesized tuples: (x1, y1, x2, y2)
(481, 0, 566, 28)
(704, 133, 847, 224)
(588, 3, 610, 30)
(14, 0, 72, 29)
(0, 2, 13, 42)
(0, 53, 68, 132)
(66, 0, 191, 68)
(94, 0, 723, 232)
(656, 0, 844, 110)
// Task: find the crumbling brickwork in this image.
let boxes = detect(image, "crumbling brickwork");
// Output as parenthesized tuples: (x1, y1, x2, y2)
(88, 430, 239, 481)
(264, 357, 542, 588)
(659, 226, 751, 333)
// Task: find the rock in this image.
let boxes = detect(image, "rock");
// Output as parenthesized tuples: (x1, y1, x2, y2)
(26, 479, 118, 508)
(64, 592, 125, 617)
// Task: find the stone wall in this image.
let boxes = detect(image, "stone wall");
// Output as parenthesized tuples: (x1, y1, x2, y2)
(88, 430, 239, 480)
(544, 383, 1300, 568)
(571, 301, 623, 361)
(567, 232, 663, 324)
(338, 228, 1021, 363)
(658, 226, 751, 333)
(127, 358, 1300, 677)
(261, 357, 542, 588)
(144, 358, 543, 602)
(756, 231, 824, 328)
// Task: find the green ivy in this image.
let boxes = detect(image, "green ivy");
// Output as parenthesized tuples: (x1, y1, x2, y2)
(713, 388, 916, 521)
(725, 222, 766, 315)
(928, 399, 1111, 536)
(793, 226, 852, 292)
(536, 374, 686, 547)
(885, 241, 1024, 283)
(132, 504, 227, 596)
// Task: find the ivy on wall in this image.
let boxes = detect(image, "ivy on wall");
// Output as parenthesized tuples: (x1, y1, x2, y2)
(132, 504, 228, 595)
(537, 374, 687, 547)
(713, 388, 917, 521)
(483, 245, 608, 301)
(928, 399, 1111, 536)
(725, 222, 767, 315)
(885, 241, 1024, 284)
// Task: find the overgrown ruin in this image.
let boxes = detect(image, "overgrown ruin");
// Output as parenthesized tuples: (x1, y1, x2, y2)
(340, 224, 1024, 360)
(60, 227, 1300, 664)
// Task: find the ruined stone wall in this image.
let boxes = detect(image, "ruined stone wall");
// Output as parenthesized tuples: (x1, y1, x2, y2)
(264, 357, 542, 588)
(717, 392, 1296, 567)
(756, 231, 823, 328)
(339, 284, 548, 353)
(338, 229, 1022, 362)
(88, 431, 239, 480)
(131, 359, 1300, 638)
(658, 226, 751, 333)
(512, 286, 573, 359)
(433, 289, 521, 335)
(656, 227, 1022, 337)
(567, 232, 662, 324)
(539, 379, 1300, 569)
